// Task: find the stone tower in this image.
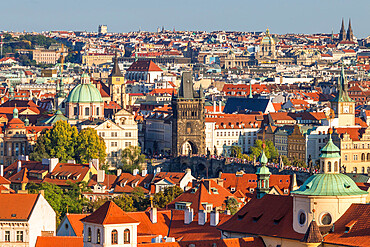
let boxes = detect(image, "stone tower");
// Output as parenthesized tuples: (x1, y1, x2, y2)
(108, 52, 127, 107)
(346, 19, 354, 42)
(330, 66, 355, 126)
(339, 18, 346, 41)
(171, 72, 205, 157)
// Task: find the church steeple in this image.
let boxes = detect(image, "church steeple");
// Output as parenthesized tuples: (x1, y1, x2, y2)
(109, 51, 123, 78)
(347, 18, 354, 42)
(339, 18, 346, 41)
(256, 146, 271, 199)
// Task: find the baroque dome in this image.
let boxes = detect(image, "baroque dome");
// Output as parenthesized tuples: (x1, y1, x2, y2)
(261, 28, 275, 45)
(66, 76, 103, 104)
(291, 173, 367, 197)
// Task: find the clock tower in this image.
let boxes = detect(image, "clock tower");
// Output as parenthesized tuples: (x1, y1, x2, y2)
(330, 66, 355, 127)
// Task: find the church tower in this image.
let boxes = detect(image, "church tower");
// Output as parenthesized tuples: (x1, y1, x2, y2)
(256, 148, 271, 199)
(330, 66, 355, 126)
(108, 52, 127, 107)
(339, 18, 346, 41)
(171, 72, 205, 157)
(346, 19, 354, 42)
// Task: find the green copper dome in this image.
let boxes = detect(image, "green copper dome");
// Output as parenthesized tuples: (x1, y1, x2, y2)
(291, 173, 367, 196)
(66, 83, 103, 103)
(261, 29, 275, 45)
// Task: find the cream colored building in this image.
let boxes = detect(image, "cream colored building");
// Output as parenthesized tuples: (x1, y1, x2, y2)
(33, 49, 61, 64)
(82, 53, 115, 67)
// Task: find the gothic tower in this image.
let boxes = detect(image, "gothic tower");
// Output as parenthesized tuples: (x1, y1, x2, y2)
(171, 72, 205, 157)
(339, 18, 346, 41)
(108, 52, 127, 107)
(347, 19, 354, 42)
(330, 66, 355, 126)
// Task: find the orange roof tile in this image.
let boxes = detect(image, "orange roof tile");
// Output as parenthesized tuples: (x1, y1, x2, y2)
(35, 236, 83, 247)
(81, 201, 139, 225)
(0, 194, 39, 220)
(65, 213, 88, 236)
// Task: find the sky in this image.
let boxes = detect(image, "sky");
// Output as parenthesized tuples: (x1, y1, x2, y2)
(2, 0, 370, 38)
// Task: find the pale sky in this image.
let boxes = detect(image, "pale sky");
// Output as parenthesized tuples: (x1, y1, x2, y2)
(2, 0, 370, 38)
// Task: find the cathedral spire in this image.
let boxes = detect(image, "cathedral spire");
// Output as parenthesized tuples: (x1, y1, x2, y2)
(347, 18, 353, 41)
(339, 18, 346, 41)
(110, 51, 123, 77)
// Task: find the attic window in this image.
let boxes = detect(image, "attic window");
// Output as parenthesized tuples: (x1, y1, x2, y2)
(345, 220, 357, 233)
(11, 214, 16, 217)
(344, 183, 350, 189)
(273, 215, 284, 225)
(252, 213, 263, 222)
(237, 212, 247, 220)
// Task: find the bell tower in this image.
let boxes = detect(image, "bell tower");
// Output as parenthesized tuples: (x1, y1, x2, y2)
(108, 51, 127, 107)
(330, 66, 355, 126)
(171, 72, 205, 157)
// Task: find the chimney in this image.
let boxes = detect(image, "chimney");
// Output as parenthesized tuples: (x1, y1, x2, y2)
(89, 160, 93, 169)
(91, 159, 99, 169)
(210, 210, 219, 226)
(117, 169, 122, 177)
(97, 169, 105, 183)
(142, 169, 148, 177)
(291, 173, 298, 191)
(219, 101, 222, 113)
(150, 207, 157, 224)
(67, 160, 75, 164)
(0, 165, 3, 177)
(184, 208, 194, 225)
(185, 168, 191, 175)
(213, 101, 216, 113)
(133, 168, 139, 176)
(17, 160, 22, 173)
(154, 166, 161, 175)
(198, 210, 207, 225)
(49, 158, 59, 173)
(39, 190, 45, 197)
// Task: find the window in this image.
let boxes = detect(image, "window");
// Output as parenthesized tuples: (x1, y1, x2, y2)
(111, 132, 118, 137)
(321, 213, 332, 225)
(5, 231, 10, 242)
(124, 229, 130, 244)
(334, 161, 338, 172)
(16, 231, 23, 242)
(125, 132, 132, 137)
(96, 107, 100, 116)
(74, 107, 78, 115)
(97, 229, 101, 244)
(111, 230, 118, 244)
(99, 132, 105, 137)
(88, 227, 92, 242)
(299, 211, 306, 225)
(327, 162, 332, 172)
(85, 107, 90, 116)
(111, 142, 118, 147)
(125, 142, 131, 147)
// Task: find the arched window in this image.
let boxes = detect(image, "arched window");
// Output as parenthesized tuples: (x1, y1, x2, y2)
(87, 227, 92, 242)
(96, 107, 100, 116)
(97, 229, 101, 244)
(362, 153, 365, 161)
(124, 229, 130, 244)
(354, 167, 358, 173)
(367, 153, 370, 161)
(111, 230, 118, 244)
(362, 167, 365, 174)
(327, 162, 332, 172)
(334, 161, 338, 172)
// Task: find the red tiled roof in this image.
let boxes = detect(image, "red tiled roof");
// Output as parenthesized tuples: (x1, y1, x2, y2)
(35, 236, 83, 247)
(127, 60, 163, 72)
(324, 204, 370, 246)
(0, 194, 39, 220)
(81, 201, 139, 225)
(218, 194, 303, 240)
(65, 213, 88, 236)
(334, 127, 365, 141)
(0, 175, 11, 185)
(138, 237, 264, 247)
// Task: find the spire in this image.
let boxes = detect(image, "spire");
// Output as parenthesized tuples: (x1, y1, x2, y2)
(13, 104, 18, 119)
(301, 219, 323, 243)
(347, 18, 353, 42)
(339, 18, 346, 41)
(248, 82, 253, 98)
(333, 65, 354, 103)
(177, 72, 195, 99)
(109, 51, 123, 77)
(256, 144, 271, 199)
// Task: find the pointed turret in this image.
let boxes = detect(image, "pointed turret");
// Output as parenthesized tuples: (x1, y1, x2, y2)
(177, 72, 195, 99)
(339, 18, 346, 41)
(248, 82, 253, 98)
(109, 51, 123, 78)
(347, 18, 354, 41)
(333, 65, 354, 103)
(256, 147, 271, 199)
(301, 219, 323, 243)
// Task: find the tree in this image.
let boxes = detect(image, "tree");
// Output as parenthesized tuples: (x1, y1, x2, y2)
(131, 187, 150, 211)
(114, 194, 136, 212)
(75, 128, 106, 165)
(30, 120, 78, 162)
(225, 197, 239, 215)
(121, 146, 146, 173)
(230, 145, 243, 158)
(250, 140, 279, 162)
(30, 121, 107, 164)
(153, 186, 183, 208)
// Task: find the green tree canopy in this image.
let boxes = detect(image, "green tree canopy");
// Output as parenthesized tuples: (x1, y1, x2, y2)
(75, 128, 106, 164)
(230, 145, 243, 158)
(121, 146, 146, 173)
(225, 197, 239, 215)
(153, 186, 183, 208)
(249, 140, 279, 162)
(30, 121, 107, 164)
